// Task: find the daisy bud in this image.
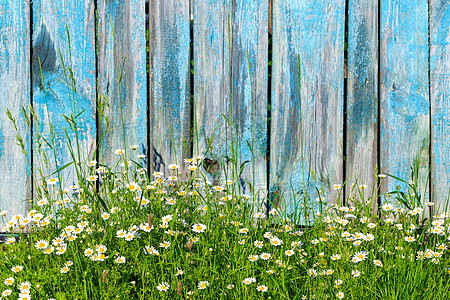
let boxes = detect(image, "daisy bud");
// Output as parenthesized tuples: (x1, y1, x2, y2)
(177, 282, 182, 295)
(102, 270, 108, 284)
(148, 214, 152, 228)
(187, 241, 193, 251)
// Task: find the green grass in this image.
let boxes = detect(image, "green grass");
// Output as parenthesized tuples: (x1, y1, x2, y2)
(1, 110, 450, 299)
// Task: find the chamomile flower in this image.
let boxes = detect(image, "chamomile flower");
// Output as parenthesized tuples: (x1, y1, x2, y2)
(336, 291, 345, 299)
(161, 215, 173, 224)
(263, 232, 272, 239)
(308, 269, 318, 277)
(404, 236, 416, 242)
(270, 236, 283, 246)
(352, 251, 368, 263)
(373, 260, 383, 267)
(248, 255, 259, 262)
(227, 284, 235, 289)
(18, 294, 31, 300)
(331, 254, 341, 260)
(96, 244, 107, 253)
(192, 223, 207, 233)
(334, 279, 343, 286)
(197, 281, 209, 289)
(60, 266, 70, 273)
(334, 184, 342, 190)
(166, 198, 176, 205)
(352, 269, 361, 277)
(4, 277, 14, 285)
(2, 289, 12, 297)
(11, 265, 23, 273)
(168, 164, 179, 170)
(157, 282, 170, 292)
(115, 256, 126, 264)
(139, 223, 154, 232)
(115, 149, 125, 155)
(35, 239, 48, 249)
(37, 198, 48, 206)
(160, 241, 171, 249)
(260, 252, 271, 260)
(175, 269, 184, 276)
(243, 277, 256, 285)
(86, 175, 98, 182)
(47, 177, 59, 185)
(256, 285, 268, 292)
(254, 240, 264, 248)
(239, 228, 249, 234)
(285, 249, 295, 256)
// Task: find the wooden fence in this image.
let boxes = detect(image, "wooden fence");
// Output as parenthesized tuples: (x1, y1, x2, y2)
(1, 0, 449, 225)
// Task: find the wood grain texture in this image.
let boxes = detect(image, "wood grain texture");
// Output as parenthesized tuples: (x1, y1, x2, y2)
(193, 0, 231, 186)
(230, 0, 268, 204)
(380, 0, 430, 205)
(271, 0, 345, 223)
(430, 0, 450, 213)
(149, 0, 191, 177)
(98, 0, 147, 167)
(32, 0, 96, 190)
(0, 0, 31, 225)
(346, 0, 379, 207)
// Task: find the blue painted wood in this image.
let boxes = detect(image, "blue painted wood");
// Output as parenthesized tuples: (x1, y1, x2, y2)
(97, 0, 147, 166)
(346, 0, 379, 206)
(230, 0, 268, 204)
(271, 0, 345, 224)
(193, 0, 231, 186)
(430, 0, 450, 213)
(380, 0, 430, 206)
(0, 0, 31, 227)
(149, 0, 191, 177)
(32, 0, 96, 191)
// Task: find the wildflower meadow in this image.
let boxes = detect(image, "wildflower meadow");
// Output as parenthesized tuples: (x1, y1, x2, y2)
(1, 104, 450, 300)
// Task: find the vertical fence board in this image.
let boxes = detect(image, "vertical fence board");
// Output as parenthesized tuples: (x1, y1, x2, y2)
(430, 0, 450, 213)
(32, 1, 96, 190)
(271, 0, 345, 223)
(230, 1, 268, 204)
(98, 0, 147, 167)
(149, 0, 191, 177)
(380, 1, 430, 206)
(0, 0, 31, 226)
(346, 0, 379, 206)
(193, 0, 231, 185)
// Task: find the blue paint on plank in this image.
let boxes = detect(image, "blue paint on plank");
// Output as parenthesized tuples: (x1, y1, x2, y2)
(150, 0, 190, 174)
(231, 0, 268, 198)
(0, 0, 31, 220)
(0, 129, 4, 161)
(33, 0, 96, 182)
(271, 0, 345, 224)
(381, 0, 429, 199)
(430, 0, 450, 207)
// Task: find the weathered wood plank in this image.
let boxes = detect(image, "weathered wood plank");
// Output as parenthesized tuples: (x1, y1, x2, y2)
(346, 0, 379, 207)
(149, 0, 191, 177)
(271, 0, 345, 223)
(32, 1, 96, 191)
(0, 0, 31, 226)
(230, 0, 268, 205)
(97, 0, 147, 167)
(193, 0, 231, 185)
(430, 0, 450, 214)
(380, 0, 430, 207)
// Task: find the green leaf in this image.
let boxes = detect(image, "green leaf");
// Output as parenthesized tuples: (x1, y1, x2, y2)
(239, 160, 250, 177)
